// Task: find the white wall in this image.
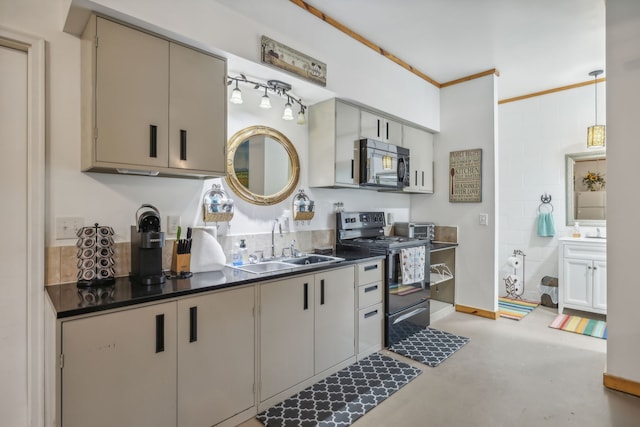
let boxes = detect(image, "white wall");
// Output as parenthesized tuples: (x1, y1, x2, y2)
(411, 75, 498, 312)
(606, 0, 640, 385)
(498, 83, 606, 301)
(1, 0, 427, 246)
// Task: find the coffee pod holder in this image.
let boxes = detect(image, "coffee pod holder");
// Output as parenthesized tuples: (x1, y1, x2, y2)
(293, 189, 315, 221)
(76, 223, 116, 287)
(202, 183, 234, 223)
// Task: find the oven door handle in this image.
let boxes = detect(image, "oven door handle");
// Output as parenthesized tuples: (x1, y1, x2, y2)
(393, 307, 428, 324)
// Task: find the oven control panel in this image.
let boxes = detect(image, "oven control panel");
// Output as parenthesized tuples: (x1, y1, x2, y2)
(337, 211, 386, 229)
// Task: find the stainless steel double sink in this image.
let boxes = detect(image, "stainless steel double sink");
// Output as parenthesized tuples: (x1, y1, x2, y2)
(231, 254, 344, 274)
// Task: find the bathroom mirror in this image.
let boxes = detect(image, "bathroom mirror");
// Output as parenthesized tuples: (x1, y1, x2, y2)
(226, 125, 300, 205)
(566, 151, 606, 226)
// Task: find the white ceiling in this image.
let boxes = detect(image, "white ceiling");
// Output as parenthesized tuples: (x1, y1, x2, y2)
(219, 0, 605, 100)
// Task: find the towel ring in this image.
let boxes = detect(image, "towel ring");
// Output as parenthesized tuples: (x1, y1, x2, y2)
(538, 193, 554, 213)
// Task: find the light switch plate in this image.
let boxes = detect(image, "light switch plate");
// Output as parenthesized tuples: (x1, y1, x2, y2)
(56, 217, 84, 240)
(479, 213, 489, 226)
(167, 215, 181, 234)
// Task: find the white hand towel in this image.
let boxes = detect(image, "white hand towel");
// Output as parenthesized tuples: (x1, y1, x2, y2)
(190, 226, 226, 272)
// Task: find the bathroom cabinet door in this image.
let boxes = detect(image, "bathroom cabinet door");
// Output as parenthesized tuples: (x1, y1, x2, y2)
(260, 274, 315, 401)
(563, 258, 592, 308)
(61, 302, 177, 427)
(177, 286, 255, 427)
(592, 260, 607, 311)
(558, 239, 607, 314)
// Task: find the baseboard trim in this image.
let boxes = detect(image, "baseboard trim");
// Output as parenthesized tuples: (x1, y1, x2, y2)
(455, 304, 499, 320)
(603, 373, 640, 397)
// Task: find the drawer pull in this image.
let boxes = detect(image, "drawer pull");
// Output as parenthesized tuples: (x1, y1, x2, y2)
(364, 285, 378, 293)
(149, 125, 158, 158)
(364, 309, 378, 319)
(155, 314, 164, 353)
(180, 129, 187, 161)
(303, 283, 309, 310)
(364, 264, 378, 272)
(189, 306, 197, 343)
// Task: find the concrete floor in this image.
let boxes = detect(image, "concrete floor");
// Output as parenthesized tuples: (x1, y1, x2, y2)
(241, 306, 640, 427)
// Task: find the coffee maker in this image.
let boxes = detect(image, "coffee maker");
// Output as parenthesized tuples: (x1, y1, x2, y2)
(130, 204, 166, 285)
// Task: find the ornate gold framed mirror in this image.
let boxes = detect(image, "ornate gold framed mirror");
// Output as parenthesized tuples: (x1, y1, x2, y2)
(225, 126, 300, 205)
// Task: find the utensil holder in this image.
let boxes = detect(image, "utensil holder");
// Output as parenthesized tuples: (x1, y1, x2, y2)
(171, 241, 191, 274)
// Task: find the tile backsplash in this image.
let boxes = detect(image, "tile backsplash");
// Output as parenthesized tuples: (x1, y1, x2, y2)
(45, 229, 335, 285)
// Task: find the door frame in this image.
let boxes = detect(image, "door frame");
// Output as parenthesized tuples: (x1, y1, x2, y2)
(0, 28, 45, 427)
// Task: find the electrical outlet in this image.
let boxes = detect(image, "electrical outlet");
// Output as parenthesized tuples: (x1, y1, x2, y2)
(167, 215, 181, 234)
(479, 213, 489, 226)
(56, 217, 84, 240)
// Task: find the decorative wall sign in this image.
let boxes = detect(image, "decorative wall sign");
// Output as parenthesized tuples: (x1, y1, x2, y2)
(449, 149, 482, 202)
(261, 36, 327, 86)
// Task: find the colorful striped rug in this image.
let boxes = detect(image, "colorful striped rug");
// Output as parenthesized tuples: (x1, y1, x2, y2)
(549, 314, 607, 339)
(498, 297, 538, 320)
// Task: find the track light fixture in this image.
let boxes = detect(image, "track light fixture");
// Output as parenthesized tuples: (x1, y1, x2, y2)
(227, 74, 308, 124)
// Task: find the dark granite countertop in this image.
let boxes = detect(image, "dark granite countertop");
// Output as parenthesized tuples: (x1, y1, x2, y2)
(46, 252, 385, 319)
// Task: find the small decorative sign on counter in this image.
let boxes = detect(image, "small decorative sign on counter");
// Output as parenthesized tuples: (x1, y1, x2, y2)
(261, 36, 327, 86)
(449, 149, 482, 202)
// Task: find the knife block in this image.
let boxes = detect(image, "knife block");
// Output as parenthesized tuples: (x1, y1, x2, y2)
(171, 241, 191, 274)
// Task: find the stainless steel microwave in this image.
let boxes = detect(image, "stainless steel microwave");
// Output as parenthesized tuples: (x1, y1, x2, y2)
(355, 139, 410, 190)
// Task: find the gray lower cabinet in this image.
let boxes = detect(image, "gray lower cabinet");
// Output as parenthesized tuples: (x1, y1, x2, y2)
(61, 302, 178, 427)
(259, 266, 355, 404)
(177, 286, 255, 426)
(59, 285, 255, 427)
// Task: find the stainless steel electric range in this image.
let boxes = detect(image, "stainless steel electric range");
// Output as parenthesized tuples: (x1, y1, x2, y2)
(336, 212, 431, 347)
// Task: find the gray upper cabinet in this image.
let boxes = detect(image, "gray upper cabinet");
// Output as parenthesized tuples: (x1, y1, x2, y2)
(402, 124, 434, 193)
(360, 110, 402, 145)
(308, 99, 360, 188)
(309, 98, 435, 192)
(81, 16, 226, 178)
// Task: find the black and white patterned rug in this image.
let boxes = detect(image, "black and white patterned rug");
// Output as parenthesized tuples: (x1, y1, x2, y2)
(256, 353, 421, 427)
(388, 327, 470, 367)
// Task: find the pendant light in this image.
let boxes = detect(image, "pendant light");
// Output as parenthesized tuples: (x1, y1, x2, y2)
(259, 86, 272, 109)
(282, 97, 294, 120)
(229, 80, 243, 104)
(587, 69, 605, 149)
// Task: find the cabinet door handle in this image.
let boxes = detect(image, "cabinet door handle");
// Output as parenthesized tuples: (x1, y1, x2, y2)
(351, 159, 354, 179)
(588, 266, 592, 270)
(320, 279, 325, 305)
(149, 125, 158, 158)
(189, 306, 198, 343)
(386, 122, 389, 140)
(364, 264, 378, 272)
(180, 129, 187, 161)
(377, 119, 380, 138)
(422, 171, 425, 186)
(415, 170, 418, 186)
(303, 282, 309, 310)
(155, 314, 164, 353)
(364, 284, 378, 293)
(364, 309, 378, 319)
